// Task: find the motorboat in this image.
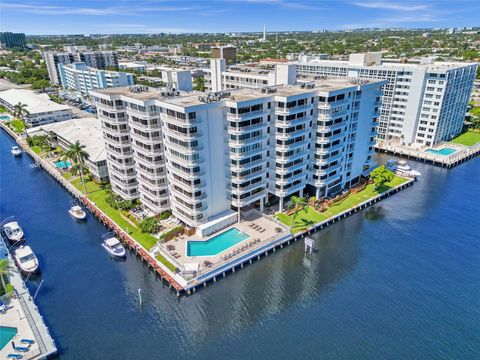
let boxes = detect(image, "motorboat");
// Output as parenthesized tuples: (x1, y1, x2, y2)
(14, 245, 39, 274)
(386, 159, 421, 178)
(69, 205, 87, 220)
(11, 146, 22, 156)
(101, 236, 126, 258)
(2, 221, 24, 243)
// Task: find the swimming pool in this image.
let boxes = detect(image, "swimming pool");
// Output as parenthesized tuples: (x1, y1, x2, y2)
(426, 148, 457, 156)
(187, 228, 249, 257)
(0, 115, 11, 121)
(0, 326, 17, 350)
(54, 160, 72, 169)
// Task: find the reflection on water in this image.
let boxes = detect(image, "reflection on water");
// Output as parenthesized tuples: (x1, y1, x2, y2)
(1, 129, 479, 359)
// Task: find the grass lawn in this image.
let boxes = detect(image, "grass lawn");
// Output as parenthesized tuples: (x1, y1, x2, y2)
(276, 175, 408, 233)
(62, 171, 74, 181)
(69, 178, 158, 250)
(450, 130, 480, 147)
(8, 119, 24, 134)
(156, 253, 177, 272)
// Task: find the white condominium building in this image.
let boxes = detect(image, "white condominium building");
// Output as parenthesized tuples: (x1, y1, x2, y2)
(296, 53, 478, 146)
(44, 50, 119, 85)
(204, 59, 297, 92)
(58, 62, 134, 96)
(0, 89, 72, 127)
(91, 78, 383, 235)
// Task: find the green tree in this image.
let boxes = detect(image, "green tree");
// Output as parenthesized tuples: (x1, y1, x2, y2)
(288, 196, 307, 227)
(370, 166, 395, 191)
(13, 102, 30, 138)
(193, 76, 206, 91)
(139, 217, 159, 234)
(65, 140, 89, 194)
(0, 259, 14, 293)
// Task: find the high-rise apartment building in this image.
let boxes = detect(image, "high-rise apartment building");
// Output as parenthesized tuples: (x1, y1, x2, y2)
(0, 32, 27, 50)
(44, 50, 119, 86)
(58, 62, 134, 96)
(295, 53, 478, 146)
(91, 78, 383, 235)
(211, 45, 237, 65)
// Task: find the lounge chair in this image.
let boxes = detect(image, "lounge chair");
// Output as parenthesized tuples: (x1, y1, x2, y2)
(7, 354, 23, 359)
(20, 339, 34, 345)
(259, 228, 266, 233)
(14, 346, 29, 353)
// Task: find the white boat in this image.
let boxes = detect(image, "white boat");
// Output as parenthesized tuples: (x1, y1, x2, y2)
(2, 221, 24, 243)
(101, 237, 126, 258)
(386, 159, 421, 178)
(11, 146, 22, 156)
(14, 245, 39, 274)
(69, 205, 87, 220)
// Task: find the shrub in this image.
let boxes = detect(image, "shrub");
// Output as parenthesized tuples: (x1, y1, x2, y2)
(139, 217, 159, 234)
(160, 226, 184, 241)
(159, 210, 172, 220)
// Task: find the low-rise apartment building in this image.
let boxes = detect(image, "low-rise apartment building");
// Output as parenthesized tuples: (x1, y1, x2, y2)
(0, 89, 72, 127)
(204, 59, 297, 92)
(58, 62, 134, 96)
(92, 78, 383, 235)
(295, 52, 478, 146)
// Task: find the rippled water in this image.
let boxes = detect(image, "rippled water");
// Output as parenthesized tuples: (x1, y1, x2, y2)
(1, 129, 479, 359)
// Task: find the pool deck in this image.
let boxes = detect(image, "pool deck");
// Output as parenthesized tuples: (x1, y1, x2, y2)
(375, 140, 480, 168)
(152, 210, 290, 284)
(0, 235, 57, 359)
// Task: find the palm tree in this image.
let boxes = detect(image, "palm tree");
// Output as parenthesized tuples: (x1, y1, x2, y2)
(66, 140, 89, 195)
(0, 259, 14, 293)
(288, 196, 307, 227)
(13, 102, 30, 138)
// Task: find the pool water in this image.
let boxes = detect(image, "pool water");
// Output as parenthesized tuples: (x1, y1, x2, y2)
(0, 115, 10, 121)
(54, 160, 72, 169)
(187, 228, 249, 257)
(426, 147, 456, 156)
(0, 326, 17, 350)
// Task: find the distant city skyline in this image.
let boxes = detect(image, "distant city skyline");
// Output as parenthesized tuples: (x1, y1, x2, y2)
(1, 0, 479, 35)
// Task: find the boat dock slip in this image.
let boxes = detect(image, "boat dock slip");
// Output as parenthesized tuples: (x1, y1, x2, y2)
(375, 141, 480, 168)
(0, 234, 58, 359)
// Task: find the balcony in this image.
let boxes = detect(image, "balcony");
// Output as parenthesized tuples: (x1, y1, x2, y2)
(275, 151, 305, 164)
(172, 200, 207, 215)
(275, 129, 307, 141)
(162, 126, 201, 140)
(230, 189, 266, 207)
(126, 108, 160, 119)
(275, 104, 312, 115)
(276, 161, 305, 175)
(163, 138, 203, 154)
(276, 116, 309, 128)
(227, 122, 266, 135)
(162, 114, 197, 127)
(229, 147, 265, 160)
(167, 175, 206, 192)
(229, 134, 266, 147)
(102, 125, 129, 136)
(128, 119, 161, 132)
(230, 157, 267, 171)
(275, 139, 307, 152)
(227, 109, 268, 121)
(166, 163, 205, 180)
(168, 186, 207, 203)
(104, 135, 131, 146)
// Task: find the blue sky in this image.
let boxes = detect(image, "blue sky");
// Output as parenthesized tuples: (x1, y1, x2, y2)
(1, 0, 479, 35)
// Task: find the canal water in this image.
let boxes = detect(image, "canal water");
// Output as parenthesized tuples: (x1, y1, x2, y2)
(1, 129, 479, 359)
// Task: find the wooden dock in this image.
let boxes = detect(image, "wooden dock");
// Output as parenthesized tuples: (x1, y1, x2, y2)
(375, 142, 480, 168)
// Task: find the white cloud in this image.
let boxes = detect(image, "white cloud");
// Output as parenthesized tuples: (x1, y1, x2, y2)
(353, 1, 429, 11)
(0, 3, 199, 16)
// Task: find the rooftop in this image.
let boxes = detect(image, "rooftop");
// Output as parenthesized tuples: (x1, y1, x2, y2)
(0, 89, 71, 114)
(31, 117, 106, 162)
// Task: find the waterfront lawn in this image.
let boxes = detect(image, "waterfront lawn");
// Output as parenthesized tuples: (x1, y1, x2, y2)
(8, 119, 24, 134)
(277, 175, 408, 233)
(70, 178, 158, 250)
(155, 253, 177, 273)
(450, 130, 480, 147)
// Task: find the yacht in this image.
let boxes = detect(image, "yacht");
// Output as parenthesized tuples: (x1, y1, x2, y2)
(14, 245, 39, 274)
(11, 146, 22, 156)
(69, 205, 87, 220)
(2, 221, 24, 243)
(386, 159, 421, 178)
(101, 236, 126, 258)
